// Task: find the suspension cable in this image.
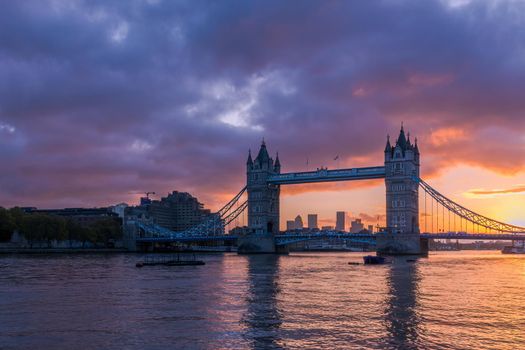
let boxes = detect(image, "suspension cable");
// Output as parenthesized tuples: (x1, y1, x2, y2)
(419, 178, 525, 233)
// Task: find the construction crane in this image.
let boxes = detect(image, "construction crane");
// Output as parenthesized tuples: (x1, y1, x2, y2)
(128, 191, 156, 198)
(128, 191, 156, 206)
(139, 192, 156, 206)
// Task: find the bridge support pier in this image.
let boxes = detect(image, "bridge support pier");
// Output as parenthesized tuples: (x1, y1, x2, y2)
(376, 232, 422, 255)
(237, 234, 283, 254)
(275, 244, 289, 254)
(123, 222, 139, 252)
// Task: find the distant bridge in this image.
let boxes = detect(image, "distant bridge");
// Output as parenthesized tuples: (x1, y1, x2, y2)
(135, 230, 525, 245)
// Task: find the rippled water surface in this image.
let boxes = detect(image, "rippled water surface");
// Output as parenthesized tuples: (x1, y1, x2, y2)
(1, 251, 524, 349)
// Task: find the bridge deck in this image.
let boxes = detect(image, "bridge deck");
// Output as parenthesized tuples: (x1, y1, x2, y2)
(136, 232, 525, 244)
(267, 166, 385, 185)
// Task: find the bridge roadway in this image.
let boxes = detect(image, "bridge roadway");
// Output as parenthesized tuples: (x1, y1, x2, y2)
(267, 166, 386, 185)
(135, 231, 525, 244)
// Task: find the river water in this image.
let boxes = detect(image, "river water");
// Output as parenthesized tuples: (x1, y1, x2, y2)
(0, 251, 524, 349)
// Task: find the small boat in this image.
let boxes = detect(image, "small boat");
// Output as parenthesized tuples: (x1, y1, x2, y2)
(348, 262, 361, 266)
(165, 260, 205, 266)
(136, 260, 205, 267)
(136, 253, 205, 267)
(501, 246, 525, 254)
(363, 255, 386, 265)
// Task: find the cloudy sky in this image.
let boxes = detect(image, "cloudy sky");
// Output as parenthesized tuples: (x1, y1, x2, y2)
(1, 0, 524, 227)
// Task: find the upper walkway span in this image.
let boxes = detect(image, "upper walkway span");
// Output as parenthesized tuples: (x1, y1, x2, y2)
(267, 166, 385, 185)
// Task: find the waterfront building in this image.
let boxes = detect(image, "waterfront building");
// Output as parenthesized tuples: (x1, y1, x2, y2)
(294, 215, 304, 230)
(110, 203, 128, 219)
(350, 219, 365, 233)
(286, 220, 296, 231)
(140, 197, 152, 206)
(147, 191, 212, 232)
(124, 205, 151, 223)
(336, 211, 345, 231)
(368, 225, 374, 233)
(307, 214, 318, 229)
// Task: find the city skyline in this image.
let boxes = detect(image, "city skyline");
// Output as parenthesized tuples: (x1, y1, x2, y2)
(1, 1, 525, 228)
(285, 211, 377, 231)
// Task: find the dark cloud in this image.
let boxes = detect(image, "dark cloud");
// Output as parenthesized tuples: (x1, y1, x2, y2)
(1, 0, 525, 209)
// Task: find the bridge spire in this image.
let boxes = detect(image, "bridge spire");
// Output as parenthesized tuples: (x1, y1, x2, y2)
(247, 149, 253, 167)
(395, 123, 408, 150)
(384, 134, 392, 153)
(274, 152, 281, 172)
(255, 139, 271, 168)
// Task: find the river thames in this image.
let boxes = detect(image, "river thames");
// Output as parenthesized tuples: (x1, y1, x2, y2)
(0, 251, 524, 349)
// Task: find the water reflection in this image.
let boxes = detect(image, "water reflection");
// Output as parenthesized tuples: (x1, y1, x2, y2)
(3, 252, 524, 349)
(384, 257, 421, 350)
(242, 255, 283, 349)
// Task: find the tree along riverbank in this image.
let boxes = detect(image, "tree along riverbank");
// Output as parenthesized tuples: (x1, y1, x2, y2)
(0, 207, 122, 249)
(0, 248, 129, 254)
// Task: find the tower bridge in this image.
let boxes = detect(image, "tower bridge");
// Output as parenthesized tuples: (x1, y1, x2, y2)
(131, 125, 525, 254)
(241, 125, 421, 254)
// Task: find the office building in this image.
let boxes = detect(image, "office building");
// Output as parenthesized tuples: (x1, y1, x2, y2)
(294, 215, 304, 230)
(336, 211, 346, 231)
(307, 214, 318, 229)
(350, 218, 365, 233)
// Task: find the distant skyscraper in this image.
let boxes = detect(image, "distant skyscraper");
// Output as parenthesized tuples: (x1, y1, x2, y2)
(368, 225, 374, 233)
(336, 211, 346, 231)
(350, 218, 364, 233)
(294, 215, 304, 230)
(286, 220, 296, 231)
(307, 214, 318, 229)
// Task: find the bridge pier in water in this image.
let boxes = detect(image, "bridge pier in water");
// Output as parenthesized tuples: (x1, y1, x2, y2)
(237, 234, 289, 254)
(240, 141, 282, 253)
(379, 126, 424, 255)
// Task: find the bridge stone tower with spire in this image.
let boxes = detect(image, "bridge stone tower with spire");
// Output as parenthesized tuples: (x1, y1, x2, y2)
(378, 125, 422, 254)
(238, 141, 281, 253)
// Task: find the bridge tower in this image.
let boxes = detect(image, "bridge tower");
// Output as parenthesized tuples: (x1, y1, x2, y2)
(238, 141, 281, 253)
(378, 125, 422, 255)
